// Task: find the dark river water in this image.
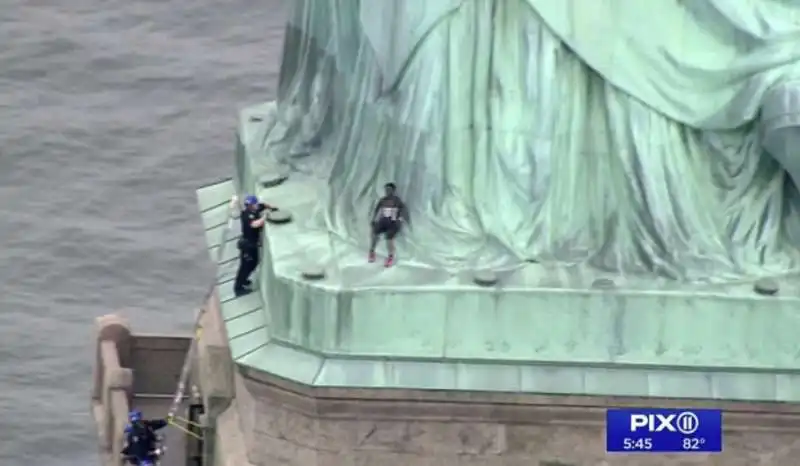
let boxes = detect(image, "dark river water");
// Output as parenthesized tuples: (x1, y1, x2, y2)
(0, 1, 285, 463)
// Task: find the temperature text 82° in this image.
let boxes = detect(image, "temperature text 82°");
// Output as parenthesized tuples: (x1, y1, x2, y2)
(683, 437, 707, 450)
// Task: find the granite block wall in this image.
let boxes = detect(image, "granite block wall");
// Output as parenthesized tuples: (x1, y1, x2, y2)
(229, 371, 800, 466)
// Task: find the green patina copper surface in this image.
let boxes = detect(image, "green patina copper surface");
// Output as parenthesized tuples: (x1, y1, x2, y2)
(197, 178, 800, 402)
(195, 0, 800, 401)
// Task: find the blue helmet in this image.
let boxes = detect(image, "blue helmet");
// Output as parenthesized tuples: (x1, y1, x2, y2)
(244, 195, 258, 206)
(128, 410, 142, 422)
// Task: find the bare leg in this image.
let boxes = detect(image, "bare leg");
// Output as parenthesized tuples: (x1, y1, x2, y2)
(368, 224, 380, 262)
(369, 233, 379, 252)
(387, 238, 395, 256)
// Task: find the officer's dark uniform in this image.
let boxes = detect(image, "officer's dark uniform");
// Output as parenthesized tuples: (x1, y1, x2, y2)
(122, 419, 167, 465)
(234, 203, 267, 296)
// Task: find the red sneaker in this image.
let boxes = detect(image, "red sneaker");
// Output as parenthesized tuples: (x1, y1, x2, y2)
(384, 255, 395, 268)
(368, 251, 376, 263)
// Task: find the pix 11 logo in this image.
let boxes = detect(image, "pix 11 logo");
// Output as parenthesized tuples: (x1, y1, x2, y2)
(629, 411, 699, 434)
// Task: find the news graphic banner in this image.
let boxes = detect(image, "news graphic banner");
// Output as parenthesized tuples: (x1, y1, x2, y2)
(606, 408, 722, 453)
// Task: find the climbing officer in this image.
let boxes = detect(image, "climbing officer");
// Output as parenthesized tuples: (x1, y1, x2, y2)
(121, 410, 170, 465)
(234, 194, 277, 297)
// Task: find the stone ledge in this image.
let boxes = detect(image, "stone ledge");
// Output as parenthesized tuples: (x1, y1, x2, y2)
(213, 400, 255, 466)
(197, 289, 235, 416)
(234, 338, 800, 403)
(226, 366, 800, 466)
(239, 366, 800, 432)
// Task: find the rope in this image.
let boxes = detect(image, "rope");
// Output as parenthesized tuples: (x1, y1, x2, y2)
(171, 415, 203, 428)
(166, 194, 239, 421)
(167, 419, 204, 441)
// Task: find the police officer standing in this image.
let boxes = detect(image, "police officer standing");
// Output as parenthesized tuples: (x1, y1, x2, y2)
(234, 194, 277, 297)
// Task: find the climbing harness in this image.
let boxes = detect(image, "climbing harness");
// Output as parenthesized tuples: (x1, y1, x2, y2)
(162, 194, 241, 450)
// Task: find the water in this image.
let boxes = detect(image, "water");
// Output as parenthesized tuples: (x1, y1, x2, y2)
(0, 1, 286, 464)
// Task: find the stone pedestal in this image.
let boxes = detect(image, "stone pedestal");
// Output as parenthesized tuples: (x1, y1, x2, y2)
(229, 366, 800, 466)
